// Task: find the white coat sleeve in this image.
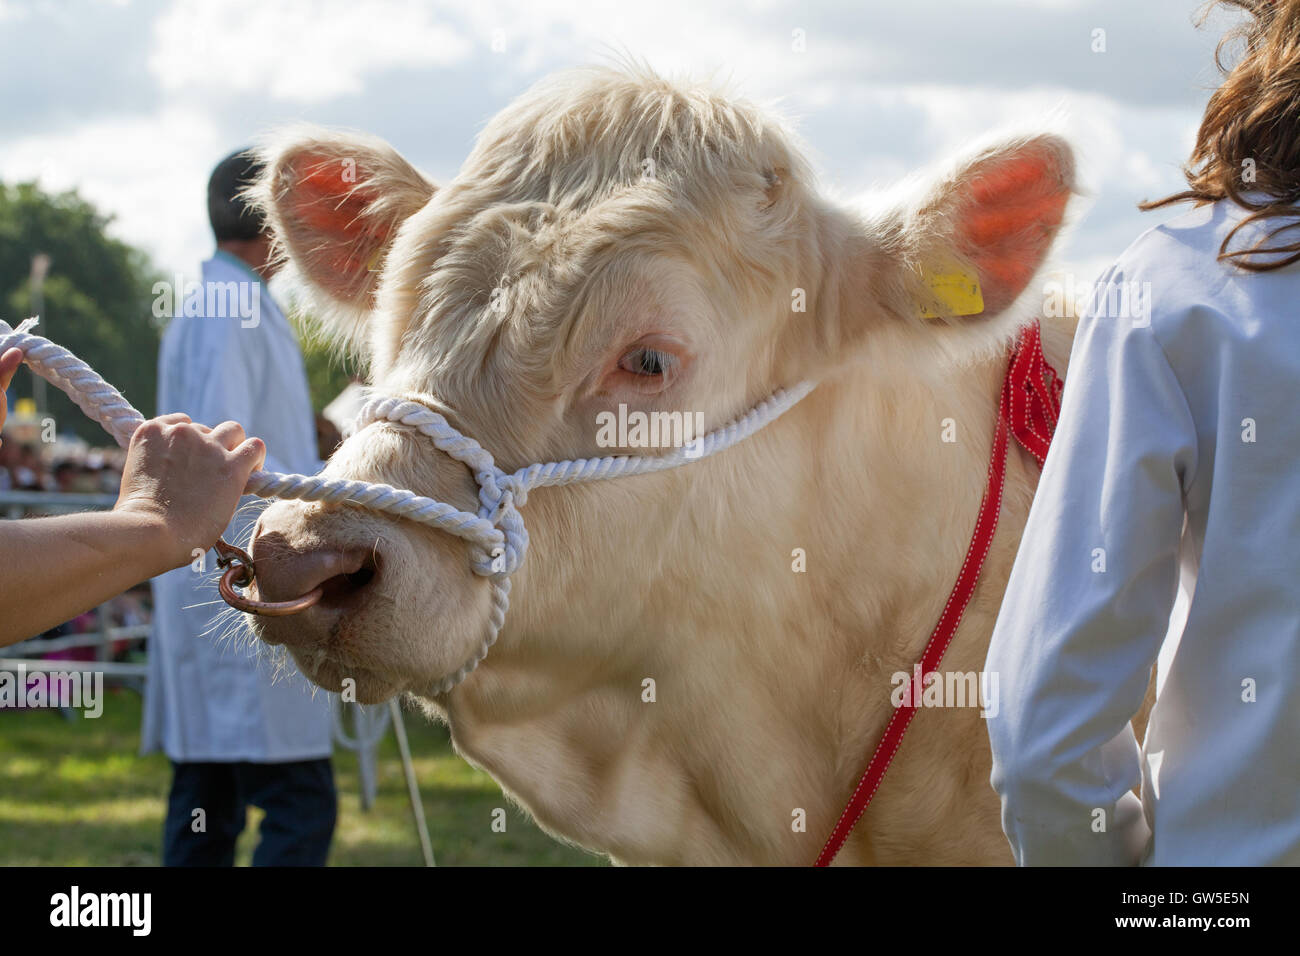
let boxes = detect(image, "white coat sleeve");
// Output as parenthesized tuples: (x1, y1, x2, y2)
(985, 269, 1198, 865)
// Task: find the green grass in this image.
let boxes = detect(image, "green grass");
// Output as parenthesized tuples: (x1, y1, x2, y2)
(0, 689, 605, 867)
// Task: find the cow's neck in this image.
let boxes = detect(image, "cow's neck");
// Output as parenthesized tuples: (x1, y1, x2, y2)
(440, 330, 1046, 865)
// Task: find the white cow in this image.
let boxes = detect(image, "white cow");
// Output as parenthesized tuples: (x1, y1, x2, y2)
(243, 66, 1127, 865)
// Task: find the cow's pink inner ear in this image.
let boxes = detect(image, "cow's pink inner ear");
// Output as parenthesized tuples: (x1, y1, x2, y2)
(954, 149, 1070, 316)
(281, 151, 392, 303)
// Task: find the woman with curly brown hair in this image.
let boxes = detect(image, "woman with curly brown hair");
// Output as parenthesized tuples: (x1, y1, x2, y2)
(987, 0, 1300, 865)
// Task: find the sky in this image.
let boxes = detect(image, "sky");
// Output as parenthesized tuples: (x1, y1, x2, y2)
(0, 0, 1238, 288)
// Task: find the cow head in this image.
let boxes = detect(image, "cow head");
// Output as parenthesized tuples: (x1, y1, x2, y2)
(244, 66, 1073, 718)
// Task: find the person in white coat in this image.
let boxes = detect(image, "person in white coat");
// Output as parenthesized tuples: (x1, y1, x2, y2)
(986, 0, 1300, 865)
(142, 150, 336, 866)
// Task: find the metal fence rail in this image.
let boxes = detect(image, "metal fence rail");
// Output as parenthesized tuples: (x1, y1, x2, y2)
(1, 489, 120, 517)
(7, 625, 151, 658)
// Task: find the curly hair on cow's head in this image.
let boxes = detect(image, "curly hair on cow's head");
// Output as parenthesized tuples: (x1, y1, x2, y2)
(1140, 0, 1300, 272)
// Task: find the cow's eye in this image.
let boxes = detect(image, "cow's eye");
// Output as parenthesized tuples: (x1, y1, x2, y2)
(618, 347, 675, 377)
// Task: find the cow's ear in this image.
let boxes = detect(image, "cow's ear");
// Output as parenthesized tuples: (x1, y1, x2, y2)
(831, 133, 1075, 371)
(249, 127, 436, 357)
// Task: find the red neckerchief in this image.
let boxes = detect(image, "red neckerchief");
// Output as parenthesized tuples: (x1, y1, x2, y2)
(815, 319, 1064, 866)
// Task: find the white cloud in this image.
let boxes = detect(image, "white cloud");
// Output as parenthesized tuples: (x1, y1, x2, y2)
(409, 0, 853, 90)
(150, 0, 473, 103)
(0, 107, 222, 278)
(811, 81, 1184, 204)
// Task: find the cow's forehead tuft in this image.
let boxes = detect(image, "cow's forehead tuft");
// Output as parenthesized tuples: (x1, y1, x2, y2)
(454, 65, 802, 216)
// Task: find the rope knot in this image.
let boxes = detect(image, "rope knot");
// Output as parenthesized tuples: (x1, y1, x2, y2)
(351, 395, 528, 578)
(470, 477, 528, 578)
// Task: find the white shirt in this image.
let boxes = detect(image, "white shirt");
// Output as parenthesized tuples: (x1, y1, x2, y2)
(986, 199, 1300, 865)
(141, 251, 333, 762)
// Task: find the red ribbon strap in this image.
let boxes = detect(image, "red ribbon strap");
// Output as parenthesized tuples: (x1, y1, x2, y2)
(1004, 318, 1063, 468)
(815, 320, 1063, 866)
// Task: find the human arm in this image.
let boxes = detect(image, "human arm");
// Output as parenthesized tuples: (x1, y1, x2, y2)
(985, 274, 1197, 865)
(0, 412, 265, 647)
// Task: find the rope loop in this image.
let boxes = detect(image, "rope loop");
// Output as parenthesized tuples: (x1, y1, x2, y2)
(352, 395, 530, 579)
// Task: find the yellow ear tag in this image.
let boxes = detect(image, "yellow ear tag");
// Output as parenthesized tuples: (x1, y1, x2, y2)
(917, 267, 984, 318)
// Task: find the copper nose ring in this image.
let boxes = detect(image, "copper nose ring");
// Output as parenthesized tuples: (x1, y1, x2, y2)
(215, 537, 323, 617)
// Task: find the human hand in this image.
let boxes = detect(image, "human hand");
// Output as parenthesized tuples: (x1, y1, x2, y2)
(0, 348, 22, 447)
(113, 414, 266, 569)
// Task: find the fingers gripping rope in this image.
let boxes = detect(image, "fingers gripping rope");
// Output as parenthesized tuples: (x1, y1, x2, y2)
(1, 317, 815, 695)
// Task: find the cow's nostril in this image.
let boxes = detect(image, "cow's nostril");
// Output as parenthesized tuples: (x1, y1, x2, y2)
(249, 538, 380, 612)
(316, 554, 379, 607)
(346, 565, 376, 589)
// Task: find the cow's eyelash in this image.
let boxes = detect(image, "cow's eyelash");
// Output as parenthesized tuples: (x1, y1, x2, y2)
(618, 347, 676, 377)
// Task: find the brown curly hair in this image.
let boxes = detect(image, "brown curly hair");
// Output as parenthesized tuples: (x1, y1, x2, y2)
(1141, 0, 1300, 271)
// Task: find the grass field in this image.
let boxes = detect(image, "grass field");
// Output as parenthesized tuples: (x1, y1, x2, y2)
(0, 688, 604, 867)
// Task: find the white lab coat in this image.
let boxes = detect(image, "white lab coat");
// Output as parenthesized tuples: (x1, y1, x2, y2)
(986, 199, 1300, 865)
(141, 251, 332, 762)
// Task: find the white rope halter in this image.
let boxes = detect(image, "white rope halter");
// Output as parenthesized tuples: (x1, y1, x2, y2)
(1, 317, 815, 694)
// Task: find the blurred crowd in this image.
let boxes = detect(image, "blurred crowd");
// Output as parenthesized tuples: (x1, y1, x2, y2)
(0, 426, 125, 496)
